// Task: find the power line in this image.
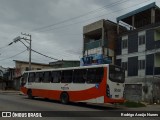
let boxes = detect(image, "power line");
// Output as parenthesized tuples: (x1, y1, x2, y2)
(0, 49, 27, 61)
(37, 0, 151, 33)
(27, 0, 148, 59)
(33, 0, 152, 59)
(31, 40, 82, 57)
(1, 0, 152, 63)
(7, 35, 60, 61)
(27, 43, 60, 60)
(31, 49, 59, 61)
(32, 0, 130, 32)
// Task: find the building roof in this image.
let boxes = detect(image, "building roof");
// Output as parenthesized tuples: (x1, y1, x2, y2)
(13, 60, 50, 66)
(49, 60, 80, 65)
(117, 2, 159, 22)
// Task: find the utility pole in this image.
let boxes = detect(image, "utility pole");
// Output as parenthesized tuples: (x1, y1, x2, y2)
(21, 33, 32, 70)
(12, 33, 32, 70)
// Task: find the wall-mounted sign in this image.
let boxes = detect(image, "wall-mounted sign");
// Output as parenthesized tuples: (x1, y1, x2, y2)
(80, 54, 112, 66)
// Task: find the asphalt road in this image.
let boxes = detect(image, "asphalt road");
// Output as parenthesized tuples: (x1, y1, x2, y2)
(0, 92, 159, 120)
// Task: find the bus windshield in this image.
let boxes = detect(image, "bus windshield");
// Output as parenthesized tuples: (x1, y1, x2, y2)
(109, 65, 125, 83)
(21, 73, 28, 87)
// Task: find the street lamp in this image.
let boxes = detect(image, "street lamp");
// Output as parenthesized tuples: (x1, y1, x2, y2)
(13, 36, 21, 43)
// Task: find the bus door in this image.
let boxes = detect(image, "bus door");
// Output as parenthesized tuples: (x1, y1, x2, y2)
(20, 73, 28, 94)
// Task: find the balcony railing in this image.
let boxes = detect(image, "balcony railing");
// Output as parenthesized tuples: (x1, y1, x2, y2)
(84, 40, 102, 50)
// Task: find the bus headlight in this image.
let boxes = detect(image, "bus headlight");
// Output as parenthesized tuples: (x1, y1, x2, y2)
(106, 84, 110, 98)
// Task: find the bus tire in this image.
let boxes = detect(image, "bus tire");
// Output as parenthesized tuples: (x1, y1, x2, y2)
(27, 89, 34, 99)
(60, 92, 69, 104)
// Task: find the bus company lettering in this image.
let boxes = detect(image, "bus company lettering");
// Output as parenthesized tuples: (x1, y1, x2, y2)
(61, 84, 69, 90)
(61, 87, 69, 90)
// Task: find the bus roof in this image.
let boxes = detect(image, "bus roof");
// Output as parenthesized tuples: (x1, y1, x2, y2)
(22, 64, 110, 73)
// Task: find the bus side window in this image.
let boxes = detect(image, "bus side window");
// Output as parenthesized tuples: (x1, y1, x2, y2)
(61, 70, 73, 83)
(28, 73, 35, 82)
(39, 72, 44, 82)
(95, 67, 103, 83)
(73, 69, 86, 83)
(86, 68, 103, 83)
(51, 71, 61, 83)
(43, 71, 51, 83)
(35, 72, 40, 82)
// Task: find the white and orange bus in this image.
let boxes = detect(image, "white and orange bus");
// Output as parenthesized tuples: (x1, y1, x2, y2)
(20, 64, 125, 104)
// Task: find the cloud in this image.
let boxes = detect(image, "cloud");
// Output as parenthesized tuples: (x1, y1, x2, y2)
(0, 0, 158, 68)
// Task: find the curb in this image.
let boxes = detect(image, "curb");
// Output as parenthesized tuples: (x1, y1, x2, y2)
(0, 90, 21, 94)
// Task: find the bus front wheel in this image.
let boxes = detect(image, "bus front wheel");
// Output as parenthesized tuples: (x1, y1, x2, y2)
(60, 92, 69, 104)
(27, 89, 34, 99)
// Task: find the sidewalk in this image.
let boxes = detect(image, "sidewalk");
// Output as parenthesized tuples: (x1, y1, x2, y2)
(88, 103, 127, 109)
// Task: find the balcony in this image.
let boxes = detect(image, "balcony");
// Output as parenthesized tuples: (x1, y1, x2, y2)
(84, 39, 108, 51)
(84, 40, 102, 50)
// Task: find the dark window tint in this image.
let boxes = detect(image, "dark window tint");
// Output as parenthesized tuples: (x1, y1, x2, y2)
(61, 70, 73, 83)
(51, 71, 61, 83)
(43, 71, 51, 83)
(86, 67, 103, 83)
(122, 62, 127, 70)
(28, 72, 35, 82)
(35, 72, 44, 82)
(73, 69, 87, 83)
(109, 65, 125, 83)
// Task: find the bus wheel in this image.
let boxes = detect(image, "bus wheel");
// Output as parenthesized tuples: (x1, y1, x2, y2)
(27, 89, 34, 99)
(60, 92, 69, 104)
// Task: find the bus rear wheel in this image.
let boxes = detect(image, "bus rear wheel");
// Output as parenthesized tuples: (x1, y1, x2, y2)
(27, 89, 34, 99)
(60, 92, 69, 104)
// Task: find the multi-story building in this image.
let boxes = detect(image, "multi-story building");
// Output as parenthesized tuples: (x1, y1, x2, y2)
(81, 2, 160, 102)
(116, 2, 160, 102)
(81, 19, 125, 66)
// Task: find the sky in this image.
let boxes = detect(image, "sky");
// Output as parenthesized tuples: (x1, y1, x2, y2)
(0, 0, 159, 68)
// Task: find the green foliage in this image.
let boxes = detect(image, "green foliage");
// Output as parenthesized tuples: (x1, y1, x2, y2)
(122, 101, 146, 108)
